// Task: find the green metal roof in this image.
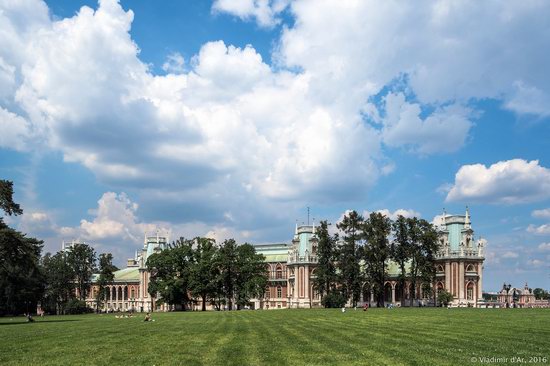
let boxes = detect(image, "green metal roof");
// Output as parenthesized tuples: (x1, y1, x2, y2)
(263, 254, 288, 262)
(113, 267, 140, 282)
(254, 243, 289, 263)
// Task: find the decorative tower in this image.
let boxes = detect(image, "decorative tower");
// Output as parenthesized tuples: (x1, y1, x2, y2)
(435, 208, 485, 307)
(137, 230, 169, 312)
(287, 224, 319, 308)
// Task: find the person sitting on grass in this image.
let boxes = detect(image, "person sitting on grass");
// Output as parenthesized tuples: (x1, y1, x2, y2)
(26, 314, 34, 323)
(144, 312, 151, 322)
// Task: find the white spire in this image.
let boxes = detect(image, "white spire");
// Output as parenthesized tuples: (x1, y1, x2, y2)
(465, 206, 471, 228)
(312, 218, 315, 234)
(295, 221, 298, 235)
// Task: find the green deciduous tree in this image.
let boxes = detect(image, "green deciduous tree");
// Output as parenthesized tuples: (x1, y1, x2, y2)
(217, 238, 238, 310)
(533, 288, 549, 300)
(66, 244, 96, 301)
(215, 239, 267, 310)
(313, 220, 339, 306)
(41, 251, 74, 314)
(0, 180, 44, 315)
(96, 253, 118, 312)
(234, 243, 267, 309)
(363, 212, 392, 308)
(337, 211, 363, 306)
(407, 218, 438, 306)
(147, 238, 193, 310)
(189, 238, 219, 311)
(391, 215, 412, 307)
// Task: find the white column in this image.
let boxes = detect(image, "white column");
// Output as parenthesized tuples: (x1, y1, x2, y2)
(391, 284, 396, 304)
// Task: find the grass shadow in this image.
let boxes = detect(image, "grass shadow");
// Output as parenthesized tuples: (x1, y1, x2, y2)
(0, 319, 82, 326)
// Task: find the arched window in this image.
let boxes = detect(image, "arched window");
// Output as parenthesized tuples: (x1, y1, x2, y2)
(277, 286, 282, 298)
(131, 288, 135, 299)
(436, 265, 444, 272)
(265, 287, 271, 298)
(276, 264, 283, 279)
(466, 264, 475, 272)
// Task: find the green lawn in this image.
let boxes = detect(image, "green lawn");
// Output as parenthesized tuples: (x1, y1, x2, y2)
(1, 308, 549, 365)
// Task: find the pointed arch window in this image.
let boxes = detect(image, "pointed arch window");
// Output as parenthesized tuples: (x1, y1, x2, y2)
(276, 264, 283, 279)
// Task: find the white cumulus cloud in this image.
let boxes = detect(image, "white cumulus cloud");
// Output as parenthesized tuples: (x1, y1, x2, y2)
(380, 92, 473, 154)
(278, 0, 550, 116)
(212, 0, 290, 28)
(2, 0, 550, 251)
(532, 208, 550, 219)
(446, 159, 550, 204)
(527, 224, 550, 236)
(59, 192, 159, 242)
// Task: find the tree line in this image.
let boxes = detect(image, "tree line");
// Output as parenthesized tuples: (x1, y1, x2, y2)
(0, 179, 120, 315)
(0, 180, 267, 315)
(146, 237, 267, 311)
(314, 210, 440, 308)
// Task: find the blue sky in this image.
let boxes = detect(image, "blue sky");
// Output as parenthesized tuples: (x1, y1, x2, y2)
(1, 0, 549, 290)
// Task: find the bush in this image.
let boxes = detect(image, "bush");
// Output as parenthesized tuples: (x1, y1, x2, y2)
(321, 291, 347, 308)
(65, 299, 93, 314)
(437, 290, 454, 307)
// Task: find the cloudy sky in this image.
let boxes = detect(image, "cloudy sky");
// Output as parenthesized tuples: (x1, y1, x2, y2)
(1, 0, 549, 290)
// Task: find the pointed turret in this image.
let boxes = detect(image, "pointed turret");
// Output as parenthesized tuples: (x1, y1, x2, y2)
(465, 206, 471, 229)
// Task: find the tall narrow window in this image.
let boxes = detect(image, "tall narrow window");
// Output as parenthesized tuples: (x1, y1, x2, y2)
(277, 286, 282, 298)
(467, 283, 474, 300)
(276, 265, 283, 279)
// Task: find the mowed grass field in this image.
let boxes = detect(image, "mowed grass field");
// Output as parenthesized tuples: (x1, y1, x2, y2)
(1, 308, 549, 366)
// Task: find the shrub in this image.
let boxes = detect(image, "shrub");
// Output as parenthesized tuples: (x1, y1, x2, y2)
(321, 291, 347, 308)
(65, 299, 93, 314)
(437, 290, 454, 306)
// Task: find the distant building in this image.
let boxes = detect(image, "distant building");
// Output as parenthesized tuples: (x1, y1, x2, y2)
(497, 283, 534, 308)
(254, 208, 486, 309)
(61, 240, 88, 252)
(82, 210, 488, 311)
(84, 233, 169, 312)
